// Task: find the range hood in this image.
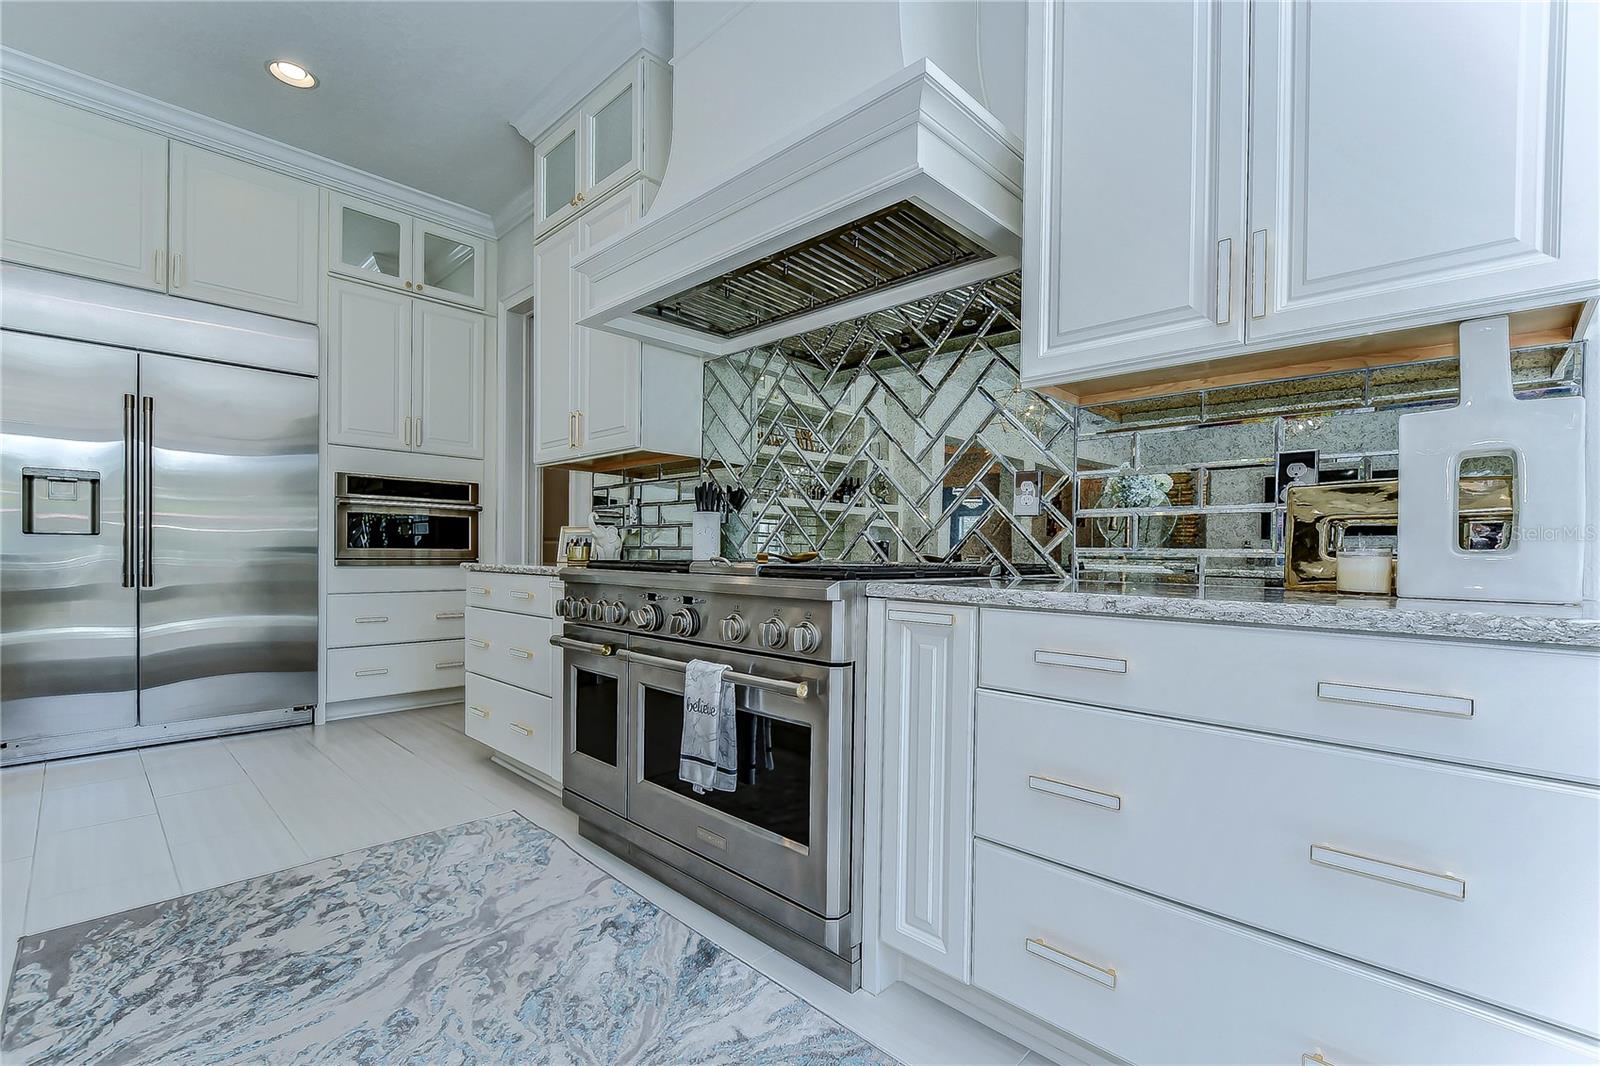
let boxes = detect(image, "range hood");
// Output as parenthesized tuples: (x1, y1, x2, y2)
(573, 1, 1025, 359)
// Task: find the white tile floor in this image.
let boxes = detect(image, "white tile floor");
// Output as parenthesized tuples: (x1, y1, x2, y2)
(0, 707, 1037, 1065)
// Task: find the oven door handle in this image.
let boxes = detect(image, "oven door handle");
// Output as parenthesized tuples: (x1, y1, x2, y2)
(613, 648, 812, 700)
(335, 495, 483, 513)
(549, 635, 615, 657)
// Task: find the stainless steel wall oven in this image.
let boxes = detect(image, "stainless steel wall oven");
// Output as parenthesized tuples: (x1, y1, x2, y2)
(334, 472, 479, 566)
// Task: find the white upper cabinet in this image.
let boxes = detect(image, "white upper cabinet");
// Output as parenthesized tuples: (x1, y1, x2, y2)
(327, 278, 486, 459)
(412, 299, 485, 459)
(2, 86, 168, 292)
(574, 185, 643, 457)
(168, 143, 319, 322)
(532, 220, 581, 461)
(1023, 1, 1248, 377)
(532, 54, 670, 237)
(330, 192, 487, 310)
(1245, 0, 1598, 342)
(1022, 0, 1600, 392)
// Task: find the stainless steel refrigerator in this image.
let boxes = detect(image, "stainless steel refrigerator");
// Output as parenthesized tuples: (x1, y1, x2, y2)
(1, 266, 318, 764)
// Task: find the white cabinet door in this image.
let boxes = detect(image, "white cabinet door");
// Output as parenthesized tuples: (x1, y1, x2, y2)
(1022, 1, 1249, 387)
(1246, 0, 1599, 343)
(878, 601, 977, 982)
(574, 185, 642, 457)
(1, 87, 168, 291)
(327, 280, 413, 451)
(167, 143, 319, 321)
(535, 114, 583, 237)
(581, 64, 641, 205)
(412, 220, 487, 310)
(329, 192, 413, 292)
(532, 219, 580, 462)
(412, 300, 485, 458)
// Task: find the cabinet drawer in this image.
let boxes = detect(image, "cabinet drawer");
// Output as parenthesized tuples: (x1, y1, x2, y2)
(327, 591, 466, 648)
(974, 690, 1600, 1034)
(326, 640, 465, 703)
(972, 842, 1595, 1065)
(465, 672, 555, 778)
(465, 607, 555, 696)
(463, 571, 557, 618)
(978, 608, 1600, 783)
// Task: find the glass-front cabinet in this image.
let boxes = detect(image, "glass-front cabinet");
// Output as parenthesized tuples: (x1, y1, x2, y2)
(330, 192, 487, 310)
(532, 53, 669, 237)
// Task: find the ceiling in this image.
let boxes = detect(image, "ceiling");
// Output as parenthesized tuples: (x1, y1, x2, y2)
(0, 1, 637, 220)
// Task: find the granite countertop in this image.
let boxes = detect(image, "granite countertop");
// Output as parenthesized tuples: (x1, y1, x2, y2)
(864, 577, 1600, 649)
(462, 563, 564, 576)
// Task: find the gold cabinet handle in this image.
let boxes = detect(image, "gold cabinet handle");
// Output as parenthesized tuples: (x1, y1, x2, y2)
(468, 638, 490, 649)
(1309, 844, 1465, 900)
(434, 660, 465, 670)
(153, 250, 165, 285)
(1303, 1054, 1334, 1066)
(469, 705, 490, 719)
(416, 283, 425, 293)
(171, 253, 183, 288)
(353, 615, 389, 624)
(1249, 228, 1268, 319)
(414, 416, 422, 446)
(509, 647, 533, 660)
(1028, 774, 1121, 811)
(468, 586, 490, 596)
(509, 590, 533, 600)
(405, 280, 414, 290)
(355, 668, 389, 678)
(403, 416, 412, 447)
(509, 722, 534, 737)
(435, 610, 465, 620)
(1024, 938, 1117, 989)
(1214, 237, 1231, 325)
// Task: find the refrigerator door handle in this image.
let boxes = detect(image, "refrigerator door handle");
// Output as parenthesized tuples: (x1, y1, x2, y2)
(123, 393, 137, 587)
(140, 395, 154, 588)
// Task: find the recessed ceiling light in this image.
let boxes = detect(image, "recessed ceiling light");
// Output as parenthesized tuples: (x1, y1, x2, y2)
(266, 60, 317, 89)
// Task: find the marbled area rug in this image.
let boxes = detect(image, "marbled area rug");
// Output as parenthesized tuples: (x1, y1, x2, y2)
(2, 813, 895, 1065)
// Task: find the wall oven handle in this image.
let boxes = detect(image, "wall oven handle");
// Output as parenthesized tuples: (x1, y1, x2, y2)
(613, 648, 811, 700)
(549, 635, 615, 656)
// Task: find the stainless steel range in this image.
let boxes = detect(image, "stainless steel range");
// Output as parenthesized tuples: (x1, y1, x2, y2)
(550, 559, 986, 989)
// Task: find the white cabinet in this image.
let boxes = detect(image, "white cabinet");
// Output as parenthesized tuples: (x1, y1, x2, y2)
(330, 192, 487, 310)
(877, 601, 977, 982)
(2, 86, 168, 292)
(328, 279, 485, 457)
(1023, 0, 1600, 391)
(532, 180, 702, 466)
(464, 571, 563, 791)
(168, 143, 319, 321)
(532, 54, 671, 237)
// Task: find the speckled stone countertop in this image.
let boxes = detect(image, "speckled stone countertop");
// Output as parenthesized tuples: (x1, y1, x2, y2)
(864, 577, 1600, 649)
(461, 563, 563, 576)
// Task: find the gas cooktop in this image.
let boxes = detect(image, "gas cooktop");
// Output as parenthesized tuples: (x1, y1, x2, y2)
(581, 559, 995, 581)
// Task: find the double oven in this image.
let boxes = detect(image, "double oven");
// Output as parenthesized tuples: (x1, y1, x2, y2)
(552, 568, 862, 987)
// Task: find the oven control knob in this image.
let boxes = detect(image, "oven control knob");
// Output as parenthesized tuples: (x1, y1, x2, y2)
(790, 621, 821, 655)
(554, 596, 574, 619)
(574, 597, 593, 621)
(602, 600, 627, 624)
(585, 599, 606, 622)
(758, 617, 788, 649)
(631, 603, 664, 631)
(720, 614, 749, 643)
(669, 607, 700, 637)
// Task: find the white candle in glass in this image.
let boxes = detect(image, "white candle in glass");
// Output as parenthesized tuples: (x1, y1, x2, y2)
(1336, 548, 1394, 595)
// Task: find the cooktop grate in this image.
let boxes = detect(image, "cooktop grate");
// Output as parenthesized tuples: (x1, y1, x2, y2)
(636, 201, 993, 339)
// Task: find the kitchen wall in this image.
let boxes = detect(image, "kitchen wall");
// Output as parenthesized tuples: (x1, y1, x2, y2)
(593, 270, 1586, 585)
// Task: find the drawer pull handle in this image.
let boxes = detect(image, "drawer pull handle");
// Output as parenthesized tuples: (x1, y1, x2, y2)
(469, 705, 490, 719)
(468, 586, 490, 596)
(1034, 649, 1127, 674)
(1317, 681, 1472, 718)
(435, 660, 465, 670)
(1309, 844, 1465, 900)
(510, 590, 533, 600)
(509, 722, 534, 737)
(1028, 774, 1121, 811)
(1024, 937, 1117, 989)
(509, 647, 533, 660)
(435, 610, 465, 620)
(468, 638, 490, 649)
(887, 608, 954, 626)
(354, 668, 389, 678)
(353, 615, 389, 624)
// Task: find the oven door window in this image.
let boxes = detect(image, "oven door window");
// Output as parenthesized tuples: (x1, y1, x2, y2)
(573, 667, 619, 766)
(344, 509, 472, 550)
(639, 684, 811, 847)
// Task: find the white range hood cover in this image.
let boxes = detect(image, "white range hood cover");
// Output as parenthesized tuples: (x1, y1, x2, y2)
(574, 2, 1024, 358)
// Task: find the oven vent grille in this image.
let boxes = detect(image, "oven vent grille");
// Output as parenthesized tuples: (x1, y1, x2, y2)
(637, 202, 992, 339)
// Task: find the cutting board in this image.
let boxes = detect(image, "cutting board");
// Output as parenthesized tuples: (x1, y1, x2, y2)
(1397, 316, 1586, 603)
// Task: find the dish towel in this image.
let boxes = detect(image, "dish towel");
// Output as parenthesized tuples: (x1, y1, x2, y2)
(680, 660, 737, 793)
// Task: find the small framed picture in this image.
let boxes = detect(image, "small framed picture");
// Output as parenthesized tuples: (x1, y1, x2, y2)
(1276, 449, 1319, 503)
(1013, 470, 1042, 517)
(557, 525, 593, 566)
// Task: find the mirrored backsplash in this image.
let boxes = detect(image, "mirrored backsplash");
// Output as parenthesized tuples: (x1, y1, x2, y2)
(592, 270, 1584, 586)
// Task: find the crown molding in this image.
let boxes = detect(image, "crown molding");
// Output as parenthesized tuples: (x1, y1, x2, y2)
(492, 185, 537, 237)
(1, 46, 497, 237)
(510, 1, 671, 144)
